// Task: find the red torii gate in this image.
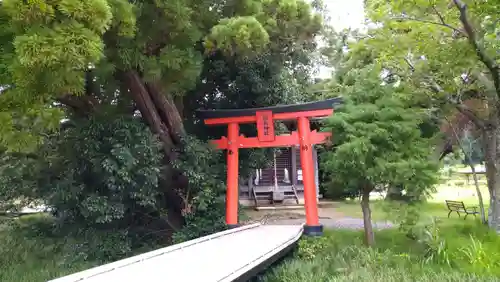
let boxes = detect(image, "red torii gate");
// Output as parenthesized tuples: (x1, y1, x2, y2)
(197, 98, 342, 236)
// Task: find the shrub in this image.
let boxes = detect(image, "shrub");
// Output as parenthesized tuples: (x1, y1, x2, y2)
(0, 115, 165, 260)
(0, 114, 240, 260)
(414, 218, 451, 266)
(297, 235, 330, 259)
(171, 136, 227, 243)
(35, 114, 164, 228)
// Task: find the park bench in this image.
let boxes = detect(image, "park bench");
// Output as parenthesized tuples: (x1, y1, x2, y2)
(445, 200, 479, 219)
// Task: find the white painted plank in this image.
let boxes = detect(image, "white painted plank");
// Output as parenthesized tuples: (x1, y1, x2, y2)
(48, 223, 303, 282)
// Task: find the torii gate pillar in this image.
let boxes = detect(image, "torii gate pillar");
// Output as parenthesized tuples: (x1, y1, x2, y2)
(226, 122, 239, 228)
(197, 98, 342, 236)
(297, 116, 320, 230)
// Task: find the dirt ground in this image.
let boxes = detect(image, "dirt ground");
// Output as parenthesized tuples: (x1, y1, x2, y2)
(243, 202, 357, 224)
(242, 204, 394, 229)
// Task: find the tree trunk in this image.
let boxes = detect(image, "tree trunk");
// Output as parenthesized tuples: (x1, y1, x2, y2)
(120, 70, 187, 231)
(175, 96, 184, 119)
(361, 186, 375, 246)
(146, 82, 186, 143)
(482, 125, 500, 232)
(469, 163, 487, 224)
(446, 119, 487, 224)
(122, 70, 175, 150)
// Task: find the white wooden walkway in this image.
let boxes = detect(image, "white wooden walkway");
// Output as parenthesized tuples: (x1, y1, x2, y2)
(49, 223, 303, 282)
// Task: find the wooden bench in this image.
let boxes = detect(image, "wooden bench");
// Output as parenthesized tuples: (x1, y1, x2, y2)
(445, 200, 479, 219)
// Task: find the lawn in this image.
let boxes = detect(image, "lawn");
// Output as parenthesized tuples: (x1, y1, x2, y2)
(0, 215, 98, 282)
(331, 178, 490, 222)
(258, 174, 498, 281)
(260, 220, 500, 281)
(331, 199, 488, 222)
(0, 172, 496, 282)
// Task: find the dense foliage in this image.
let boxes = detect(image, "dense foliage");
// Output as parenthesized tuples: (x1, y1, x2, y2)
(0, 0, 326, 251)
(171, 136, 228, 242)
(1, 115, 167, 245)
(361, 0, 500, 231)
(322, 66, 439, 245)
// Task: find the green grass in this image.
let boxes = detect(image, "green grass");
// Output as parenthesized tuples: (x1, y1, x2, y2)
(332, 200, 439, 221)
(332, 200, 489, 222)
(261, 221, 500, 281)
(332, 180, 491, 222)
(5, 216, 498, 282)
(0, 175, 496, 281)
(0, 215, 97, 282)
(260, 179, 498, 281)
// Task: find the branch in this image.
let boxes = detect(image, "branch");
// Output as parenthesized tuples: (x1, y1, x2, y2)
(443, 115, 487, 223)
(431, 5, 447, 26)
(422, 77, 444, 93)
(454, 101, 486, 129)
(403, 57, 415, 72)
(392, 16, 465, 36)
(453, 0, 500, 98)
(474, 71, 495, 91)
(55, 94, 96, 116)
(424, 78, 486, 129)
(55, 70, 99, 116)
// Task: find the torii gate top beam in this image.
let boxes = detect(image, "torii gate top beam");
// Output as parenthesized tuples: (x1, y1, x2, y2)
(196, 97, 343, 125)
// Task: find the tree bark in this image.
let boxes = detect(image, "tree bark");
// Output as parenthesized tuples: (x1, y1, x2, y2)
(122, 70, 175, 150)
(120, 70, 187, 231)
(470, 163, 487, 224)
(146, 82, 186, 144)
(175, 96, 184, 119)
(482, 124, 500, 232)
(361, 185, 375, 246)
(446, 118, 487, 223)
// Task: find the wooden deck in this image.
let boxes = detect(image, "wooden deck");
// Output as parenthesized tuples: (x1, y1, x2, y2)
(48, 223, 303, 282)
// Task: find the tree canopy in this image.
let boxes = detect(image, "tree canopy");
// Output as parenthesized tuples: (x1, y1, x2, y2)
(0, 0, 327, 248)
(322, 66, 439, 245)
(0, 0, 323, 149)
(358, 0, 500, 231)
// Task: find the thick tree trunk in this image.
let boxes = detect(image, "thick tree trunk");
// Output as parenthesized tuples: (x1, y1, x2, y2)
(123, 70, 175, 149)
(175, 96, 184, 119)
(146, 82, 186, 143)
(361, 186, 375, 246)
(121, 70, 187, 231)
(482, 125, 500, 232)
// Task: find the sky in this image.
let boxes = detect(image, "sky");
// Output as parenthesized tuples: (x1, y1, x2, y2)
(316, 0, 365, 78)
(323, 0, 365, 30)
